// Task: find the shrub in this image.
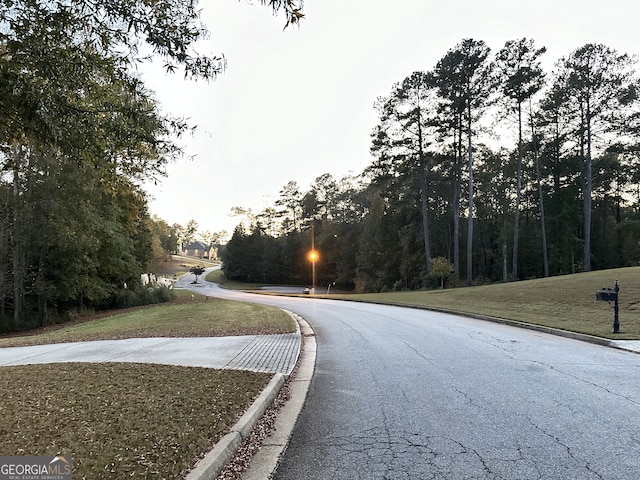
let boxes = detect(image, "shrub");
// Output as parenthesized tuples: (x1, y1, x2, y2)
(110, 286, 175, 309)
(112, 289, 140, 309)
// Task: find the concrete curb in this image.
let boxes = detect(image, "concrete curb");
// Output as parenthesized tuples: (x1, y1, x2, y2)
(325, 297, 640, 354)
(390, 304, 640, 353)
(445, 310, 613, 346)
(242, 314, 316, 480)
(185, 310, 314, 480)
(185, 374, 286, 480)
(244, 282, 640, 354)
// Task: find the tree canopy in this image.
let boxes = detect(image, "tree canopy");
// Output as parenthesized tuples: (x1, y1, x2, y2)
(222, 38, 640, 293)
(0, 0, 305, 330)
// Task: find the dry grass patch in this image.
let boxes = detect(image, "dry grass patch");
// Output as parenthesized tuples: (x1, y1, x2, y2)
(0, 363, 270, 479)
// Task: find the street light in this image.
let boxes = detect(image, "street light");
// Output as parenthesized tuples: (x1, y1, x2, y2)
(308, 250, 318, 294)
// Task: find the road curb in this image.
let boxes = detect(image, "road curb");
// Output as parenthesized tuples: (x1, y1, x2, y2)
(185, 374, 286, 480)
(185, 310, 314, 480)
(366, 300, 624, 348)
(242, 284, 639, 354)
(445, 310, 613, 346)
(242, 313, 316, 479)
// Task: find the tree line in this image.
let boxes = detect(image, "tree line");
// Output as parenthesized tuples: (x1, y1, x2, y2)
(222, 38, 640, 292)
(0, 0, 302, 331)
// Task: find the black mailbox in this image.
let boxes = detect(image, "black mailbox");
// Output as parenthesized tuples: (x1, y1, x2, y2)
(596, 287, 617, 302)
(595, 280, 620, 333)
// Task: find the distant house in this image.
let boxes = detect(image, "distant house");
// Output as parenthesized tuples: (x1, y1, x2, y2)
(181, 241, 209, 258)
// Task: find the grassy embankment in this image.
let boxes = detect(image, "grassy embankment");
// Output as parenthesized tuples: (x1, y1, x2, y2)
(205, 268, 264, 290)
(340, 267, 640, 340)
(0, 258, 295, 479)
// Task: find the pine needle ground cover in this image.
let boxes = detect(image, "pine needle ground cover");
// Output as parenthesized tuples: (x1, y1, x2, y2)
(0, 363, 269, 479)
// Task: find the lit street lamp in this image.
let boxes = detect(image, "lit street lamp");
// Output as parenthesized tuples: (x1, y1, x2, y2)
(308, 250, 318, 294)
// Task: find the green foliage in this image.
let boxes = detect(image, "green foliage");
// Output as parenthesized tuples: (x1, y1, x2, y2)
(222, 38, 640, 294)
(111, 289, 141, 309)
(431, 257, 454, 289)
(431, 257, 454, 278)
(189, 265, 206, 283)
(0, 0, 306, 330)
(110, 286, 175, 309)
(223, 227, 289, 284)
(0, 0, 206, 330)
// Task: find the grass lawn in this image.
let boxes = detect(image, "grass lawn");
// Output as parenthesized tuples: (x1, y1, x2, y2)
(0, 294, 296, 348)
(330, 266, 640, 340)
(0, 271, 294, 479)
(205, 268, 265, 291)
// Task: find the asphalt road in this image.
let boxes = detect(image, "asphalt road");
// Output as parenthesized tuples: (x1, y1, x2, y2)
(186, 277, 640, 479)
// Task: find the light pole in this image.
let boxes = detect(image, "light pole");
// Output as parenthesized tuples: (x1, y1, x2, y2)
(309, 218, 317, 294)
(308, 250, 318, 294)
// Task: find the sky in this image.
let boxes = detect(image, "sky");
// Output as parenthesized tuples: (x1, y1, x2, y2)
(141, 0, 639, 237)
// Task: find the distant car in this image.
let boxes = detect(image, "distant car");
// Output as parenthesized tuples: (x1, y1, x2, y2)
(303, 288, 310, 294)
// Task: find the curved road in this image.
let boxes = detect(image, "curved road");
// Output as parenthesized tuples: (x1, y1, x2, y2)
(184, 276, 640, 479)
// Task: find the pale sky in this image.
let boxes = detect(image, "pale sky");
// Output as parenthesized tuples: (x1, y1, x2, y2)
(141, 0, 639, 236)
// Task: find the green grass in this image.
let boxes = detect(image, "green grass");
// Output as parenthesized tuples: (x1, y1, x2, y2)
(330, 267, 640, 339)
(0, 363, 270, 479)
(0, 295, 296, 347)
(205, 268, 265, 290)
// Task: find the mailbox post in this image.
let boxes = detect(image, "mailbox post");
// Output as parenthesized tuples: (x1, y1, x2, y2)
(613, 280, 620, 333)
(595, 280, 620, 333)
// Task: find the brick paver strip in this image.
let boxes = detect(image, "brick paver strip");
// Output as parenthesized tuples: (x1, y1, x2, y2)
(225, 333, 300, 374)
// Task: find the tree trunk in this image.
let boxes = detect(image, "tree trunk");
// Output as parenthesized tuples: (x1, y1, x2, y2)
(417, 120, 432, 275)
(583, 100, 592, 272)
(502, 240, 508, 282)
(512, 103, 523, 281)
(453, 174, 461, 278)
(11, 158, 24, 330)
(0, 192, 7, 319)
(530, 99, 549, 277)
(466, 103, 474, 287)
(0, 260, 5, 319)
(418, 161, 432, 275)
(36, 174, 52, 327)
(452, 122, 462, 279)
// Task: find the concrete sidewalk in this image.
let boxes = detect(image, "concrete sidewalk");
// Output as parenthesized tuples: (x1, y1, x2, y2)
(0, 333, 301, 374)
(609, 339, 640, 354)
